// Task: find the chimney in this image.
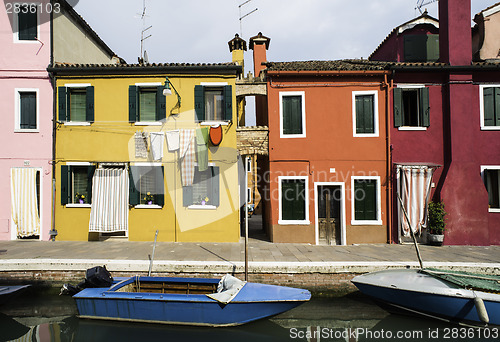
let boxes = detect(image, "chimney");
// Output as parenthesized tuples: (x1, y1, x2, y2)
(228, 34, 247, 71)
(439, 0, 472, 65)
(249, 32, 271, 77)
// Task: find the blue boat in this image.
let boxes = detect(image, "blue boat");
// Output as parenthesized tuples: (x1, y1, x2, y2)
(0, 285, 31, 306)
(73, 275, 311, 327)
(352, 268, 500, 326)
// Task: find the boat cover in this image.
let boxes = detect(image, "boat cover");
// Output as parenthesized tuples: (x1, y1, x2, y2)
(206, 274, 247, 304)
(423, 268, 500, 293)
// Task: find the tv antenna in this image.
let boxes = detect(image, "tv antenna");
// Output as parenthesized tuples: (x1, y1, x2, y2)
(416, 0, 439, 15)
(138, 0, 152, 63)
(238, 0, 258, 38)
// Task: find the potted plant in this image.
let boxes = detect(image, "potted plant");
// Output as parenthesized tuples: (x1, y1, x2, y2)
(75, 193, 86, 204)
(427, 201, 446, 246)
(143, 192, 154, 205)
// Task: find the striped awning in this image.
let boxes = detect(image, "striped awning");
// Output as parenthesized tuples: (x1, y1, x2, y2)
(10, 168, 40, 238)
(89, 168, 129, 233)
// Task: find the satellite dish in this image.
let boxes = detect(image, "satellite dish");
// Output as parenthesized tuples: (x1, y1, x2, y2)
(144, 50, 149, 64)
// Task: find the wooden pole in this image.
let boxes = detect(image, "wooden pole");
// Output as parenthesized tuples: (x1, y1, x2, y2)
(397, 194, 424, 269)
(148, 229, 159, 276)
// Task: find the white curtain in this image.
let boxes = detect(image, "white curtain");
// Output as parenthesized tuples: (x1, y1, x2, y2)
(11, 168, 40, 238)
(398, 166, 434, 237)
(89, 168, 129, 233)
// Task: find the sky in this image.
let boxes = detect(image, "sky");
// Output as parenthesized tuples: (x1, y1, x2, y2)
(72, 0, 500, 124)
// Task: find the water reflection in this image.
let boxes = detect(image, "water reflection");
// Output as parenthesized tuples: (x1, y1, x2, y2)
(0, 290, 498, 342)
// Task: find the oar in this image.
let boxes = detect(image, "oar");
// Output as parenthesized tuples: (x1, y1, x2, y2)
(397, 194, 424, 269)
(148, 230, 159, 276)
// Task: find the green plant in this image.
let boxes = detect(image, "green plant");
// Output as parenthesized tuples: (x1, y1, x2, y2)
(428, 201, 446, 235)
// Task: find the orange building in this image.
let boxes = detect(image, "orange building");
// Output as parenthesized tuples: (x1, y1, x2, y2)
(252, 35, 391, 244)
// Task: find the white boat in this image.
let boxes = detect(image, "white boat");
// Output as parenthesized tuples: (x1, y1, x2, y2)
(352, 268, 500, 326)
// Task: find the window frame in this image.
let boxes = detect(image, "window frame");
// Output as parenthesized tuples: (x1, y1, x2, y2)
(60, 84, 93, 126)
(479, 84, 500, 131)
(279, 91, 306, 138)
(12, 2, 40, 44)
(186, 163, 219, 210)
(196, 82, 232, 125)
(278, 176, 310, 225)
(394, 84, 429, 131)
(352, 90, 379, 137)
(350, 176, 383, 226)
(481, 166, 500, 213)
(130, 162, 164, 209)
(14, 88, 39, 132)
(63, 162, 94, 208)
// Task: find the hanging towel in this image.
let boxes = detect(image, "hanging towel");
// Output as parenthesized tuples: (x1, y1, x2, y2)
(196, 127, 209, 172)
(179, 129, 195, 186)
(135, 132, 148, 158)
(150, 132, 164, 161)
(165, 129, 180, 152)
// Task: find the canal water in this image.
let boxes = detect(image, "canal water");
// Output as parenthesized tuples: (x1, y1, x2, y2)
(0, 287, 498, 342)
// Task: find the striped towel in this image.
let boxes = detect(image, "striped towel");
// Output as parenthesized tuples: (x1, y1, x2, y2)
(180, 129, 195, 186)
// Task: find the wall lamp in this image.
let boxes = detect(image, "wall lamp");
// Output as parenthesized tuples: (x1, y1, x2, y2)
(163, 77, 181, 106)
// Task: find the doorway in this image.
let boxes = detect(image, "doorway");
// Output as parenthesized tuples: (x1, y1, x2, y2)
(315, 183, 345, 245)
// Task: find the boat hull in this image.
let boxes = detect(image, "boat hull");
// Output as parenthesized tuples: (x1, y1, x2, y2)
(352, 269, 500, 326)
(0, 285, 30, 306)
(74, 277, 311, 327)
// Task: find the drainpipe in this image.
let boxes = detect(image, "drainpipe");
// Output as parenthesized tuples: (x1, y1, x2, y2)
(49, 2, 57, 241)
(383, 73, 393, 244)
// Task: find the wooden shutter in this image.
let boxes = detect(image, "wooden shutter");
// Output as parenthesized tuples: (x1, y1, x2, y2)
(355, 180, 377, 221)
(495, 88, 500, 127)
(281, 179, 305, 221)
(86, 86, 94, 123)
(183, 186, 193, 207)
(427, 35, 440, 62)
(155, 166, 165, 207)
(18, 9, 37, 40)
(156, 86, 166, 121)
(211, 166, 220, 207)
(61, 165, 70, 205)
(356, 95, 374, 134)
(129, 166, 140, 205)
(87, 165, 96, 204)
(194, 85, 205, 122)
(58, 87, 68, 122)
(283, 96, 302, 135)
(20, 92, 36, 129)
(223, 85, 233, 121)
(404, 35, 426, 62)
(129, 86, 138, 122)
(483, 87, 495, 127)
(420, 87, 430, 127)
(393, 88, 403, 127)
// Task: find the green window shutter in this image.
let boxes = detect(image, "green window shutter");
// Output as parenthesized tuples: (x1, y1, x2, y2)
(356, 95, 374, 134)
(58, 87, 67, 122)
(18, 9, 37, 40)
(420, 87, 430, 127)
(281, 179, 305, 221)
(87, 165, 96, 204)
(223, 85, 233, 121)
(155, 166, 165, 207)
(183, 186, 193, 207)
(61, 165, 70, 205)
(20, 92, 36, 129)
(483, 87, 495, 127)
(354, 180, 377, 221)
(394, 88, 403, 127)
(495, 88, 500, 127)
(427, 35, 440, 62)
(156, 86, 166, 121)
(86, 86, 94, 123)
(129, 86, 138, 122)
(211, 166, 220, 207)
(129, 166, 140, 206)
(404, 35, 426, 62)
(282, 96, 302, 135)
(194, 85, 205, 122)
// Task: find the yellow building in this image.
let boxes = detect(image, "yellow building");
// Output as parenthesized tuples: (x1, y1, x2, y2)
(49, 63, 243, 242)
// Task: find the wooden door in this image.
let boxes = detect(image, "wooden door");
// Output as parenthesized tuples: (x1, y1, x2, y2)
(317, 186, 341, 245)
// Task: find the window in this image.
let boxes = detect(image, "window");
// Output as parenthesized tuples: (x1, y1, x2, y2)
(394, 86, 430, 129)
(246, 157, 252, 173)
(480, 85, 500, 130)
(194, 85, 232, 123)
(183, 166, 220, 208)
(280, 92, 306, 138)
(353, 91, 378, 136)
(61, 164, 96, 206)
(129, 165, 165, 207)
(404, 34, 439, 62)
(15, 3, 38, 42)
(351, 176, 382, 225)
(15, 89, 38, 131)
(279, 176, 309, 224)
(129, 85, 166, 123)
(247, 188, 252, 203)
(58, 86, 94, 123)
(482, 167, 500, 212)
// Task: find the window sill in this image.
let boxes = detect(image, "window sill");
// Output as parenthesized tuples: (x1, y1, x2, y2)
(280, 133, 306, 139)
(64, 122, 91, 126)
(278, 220, 310, 225)
(481, 126, 500, 131)
(14, 129, 39, 133)
(354, 133, 379, 137)
(397, 127, 427, 131)
(66, 204, 91, 208)
(14, 39, 40, 44)
(200, 121, 229, 126)
(188, 205, 217, 210)
(135, 122, 163, 126)
(488, 208, 500, 213)
(351, 220, 383, 226)
(134, 204, 162, 209)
